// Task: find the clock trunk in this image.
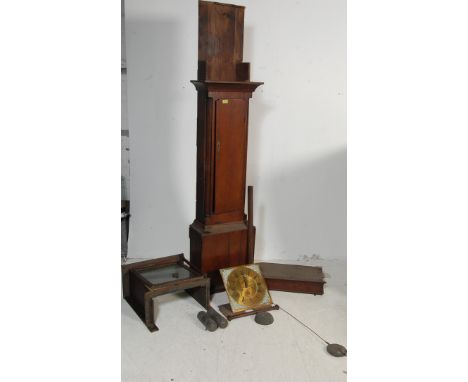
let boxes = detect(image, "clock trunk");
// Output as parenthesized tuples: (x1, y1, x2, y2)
(189, 1, 263, 292)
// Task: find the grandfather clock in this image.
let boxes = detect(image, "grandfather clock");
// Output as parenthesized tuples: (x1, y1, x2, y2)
(189, 1, 263, 292)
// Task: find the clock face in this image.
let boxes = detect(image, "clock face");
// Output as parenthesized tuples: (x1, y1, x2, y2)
(220, 264, 273, 313)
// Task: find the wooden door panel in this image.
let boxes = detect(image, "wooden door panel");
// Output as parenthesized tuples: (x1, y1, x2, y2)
(227, 230, 247, 266)
(213, 98, 247, 214)
(203, 233, 230, 273)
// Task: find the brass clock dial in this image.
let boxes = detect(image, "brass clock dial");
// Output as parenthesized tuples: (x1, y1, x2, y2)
(220, 264, 273, 313)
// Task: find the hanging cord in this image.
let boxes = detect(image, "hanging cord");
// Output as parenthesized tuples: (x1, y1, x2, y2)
(279, 306, 330, 345)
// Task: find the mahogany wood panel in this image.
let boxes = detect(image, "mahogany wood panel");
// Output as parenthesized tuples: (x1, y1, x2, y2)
(265, 279, 324, 295)
(258, 262, 326, 295)
(190, 2, 263, 293)
(121, 255, 210, 332)
(198, 1, 245, 81)
(191, 81, 261, 226)
(202, 232, 230, 273)
(214, 98, 247, 214)
(189, 221, 248, 292)
(218, 303, 280, 321)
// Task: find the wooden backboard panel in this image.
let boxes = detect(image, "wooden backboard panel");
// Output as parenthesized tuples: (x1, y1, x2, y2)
(198, 1, 245, 81)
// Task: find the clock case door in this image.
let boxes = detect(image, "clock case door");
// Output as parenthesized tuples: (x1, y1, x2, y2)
(213, 98, 247, 216)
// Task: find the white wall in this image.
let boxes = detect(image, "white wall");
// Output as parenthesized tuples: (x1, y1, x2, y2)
(121, 0, 130, 200)
(125, 0, 346, 261)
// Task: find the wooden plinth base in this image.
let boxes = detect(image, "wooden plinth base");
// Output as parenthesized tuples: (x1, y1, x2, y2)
(218, 303, 280, 321)
(189, 221, 252, 291)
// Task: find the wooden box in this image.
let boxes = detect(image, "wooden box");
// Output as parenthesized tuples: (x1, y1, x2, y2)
(258, 262, 326, 295)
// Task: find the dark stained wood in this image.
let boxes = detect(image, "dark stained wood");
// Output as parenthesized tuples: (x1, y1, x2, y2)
(126, 271, 157, 331)
(198, 1, 246, 81)
(218, 303, 280, 321)
(258, 262, 326, 295)
(190, 221, 248, 293)
(265, 279, 324, 295)
(122, 254, 183, 298)
(190, 1, 263, 292)
(191, 80, 263, 93)
(214, 98, 247, 214)
(121, 255, 210, 332)
(236, 62, 250, 81)
(190, 83, 262, 228)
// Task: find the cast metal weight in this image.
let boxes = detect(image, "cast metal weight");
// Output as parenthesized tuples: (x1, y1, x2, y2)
(207, 307, 228, 329)
(197, 311, 218, 332)
(326, 343, 347, 357)
(254, 311, 274, 325)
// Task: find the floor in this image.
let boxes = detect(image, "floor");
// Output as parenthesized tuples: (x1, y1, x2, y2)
(121, 259, 346, 382)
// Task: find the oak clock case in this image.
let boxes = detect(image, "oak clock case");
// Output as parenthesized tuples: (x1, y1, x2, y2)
(189, 1, 263, 292)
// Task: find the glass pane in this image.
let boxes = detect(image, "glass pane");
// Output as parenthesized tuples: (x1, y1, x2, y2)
(138, 264, 195, 285)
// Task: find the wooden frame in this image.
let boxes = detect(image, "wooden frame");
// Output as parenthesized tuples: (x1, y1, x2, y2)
(218, 303, 280, 321)
(258, 262, 326, 295)
(122, 254, 210, 332)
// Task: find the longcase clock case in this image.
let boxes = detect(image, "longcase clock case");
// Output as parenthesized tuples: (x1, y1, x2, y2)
(189, 1, 262, 292)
